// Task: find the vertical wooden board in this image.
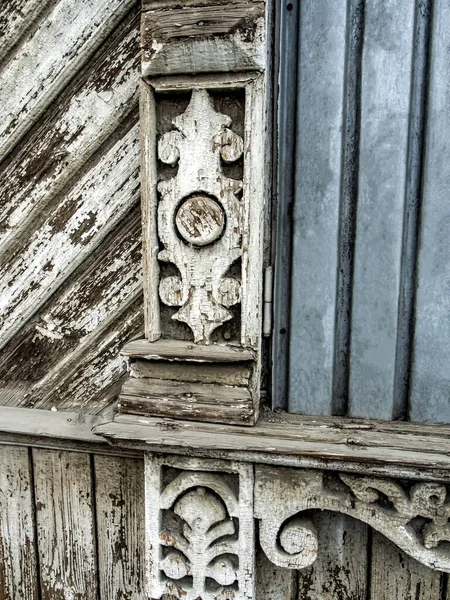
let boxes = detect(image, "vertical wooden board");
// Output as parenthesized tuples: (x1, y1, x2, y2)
(409, 0, 450, 423)
(255, 544, 296, 600)
(370, 531, 442, 599)
(0, 445, 38, 600)
(33, 449, 98, 600)
(288, 0, 347, 415)
(297, 513, 368, 600)
(348, 0, 415, 419)
(94, 455, 145, 600)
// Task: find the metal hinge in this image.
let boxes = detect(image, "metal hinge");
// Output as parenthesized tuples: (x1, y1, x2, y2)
(263, 265, 273, 337)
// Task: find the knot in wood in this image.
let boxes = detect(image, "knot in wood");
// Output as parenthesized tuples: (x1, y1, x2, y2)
(175, 194, 225, 246)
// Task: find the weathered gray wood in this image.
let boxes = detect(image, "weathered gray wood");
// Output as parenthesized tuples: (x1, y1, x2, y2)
(33, 293, 143, 414)
(33, 449, 98, 600)
(0, 208, 142, 408)
(370, 531, 443, 599)
(94, 411, 450, 473)
(130, 359, 251, 386)
(0, 121, 140, 351)
(0, 0, 134, 162)
(255, 546, 296, 600)
(121, 339, 254, 362)
(297, 513, 368, 600)
(409, 0, 450, 423)
(119, 377, 255, 426)
(94, 455, 145, 600)
(348, 0, 415, 419)
(288, 0, 347, 415)
(0, 10, 140, 254)
(0, 406, 104, 442)
(0, 445, 38, 600)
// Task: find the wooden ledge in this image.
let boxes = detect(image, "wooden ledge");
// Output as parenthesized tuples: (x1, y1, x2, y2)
(121, 339, 255, 362)
(92, 409, 450, 480)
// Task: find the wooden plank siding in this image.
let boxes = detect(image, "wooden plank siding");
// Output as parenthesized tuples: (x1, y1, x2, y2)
(1, 442, 450, 600)
(0, 0, 143, 414)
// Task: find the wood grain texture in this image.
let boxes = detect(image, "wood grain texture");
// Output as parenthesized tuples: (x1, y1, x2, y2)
(0, 208, 143, 411)
(370, 531, 443, 599)
(297, 513, 368, 600)
(255, 545, 296, 600)
(121, 339, 254, 362)
(33, 449, 98, 600)
(119, 377, 254, 425)
(0, 0, 135, 162)
(130, 359, 251, 385)
(0, 445, 38, 600)
(94, 455, 145, 600)
(0, 120, 140, 350)
(0, 9, 140, 253)
(94, 410, 450, 473)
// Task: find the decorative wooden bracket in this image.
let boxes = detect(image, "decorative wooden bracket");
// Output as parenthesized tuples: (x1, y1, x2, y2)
(145, 454, 254, 600)
(143, 456, 450, 599)
(116, 0, 270, 425)
(254, 466, 450, 574)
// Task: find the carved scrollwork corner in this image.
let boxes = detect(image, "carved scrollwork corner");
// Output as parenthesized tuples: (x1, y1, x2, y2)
(255, 466, 450, 574)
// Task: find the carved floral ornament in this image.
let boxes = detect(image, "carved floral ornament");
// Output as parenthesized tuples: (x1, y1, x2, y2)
(157, 89, 244, 344)
(145, 457, 450, 600)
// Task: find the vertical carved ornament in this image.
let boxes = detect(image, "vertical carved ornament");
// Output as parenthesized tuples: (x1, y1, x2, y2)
(116, 0, 270, 426)
(145, 454, 254, 600)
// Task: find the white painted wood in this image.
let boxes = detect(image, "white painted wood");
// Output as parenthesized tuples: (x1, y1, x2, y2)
(370, 531, 443, 600)
(33, 449, 98, 599)
(94, 455, 145, 600)
(255, 465, 450, 572)
(0, 0, 135, 161)
(0, 445, 38, 600)
(0, 123, 140, 350)
(155, 88, 244, 343)
(0, 15, 139, 251)
(145, 454, 254, 600)
(255, 546, 296, 600)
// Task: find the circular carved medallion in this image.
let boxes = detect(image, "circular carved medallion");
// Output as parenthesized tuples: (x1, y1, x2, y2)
(175, 194, 225, 246)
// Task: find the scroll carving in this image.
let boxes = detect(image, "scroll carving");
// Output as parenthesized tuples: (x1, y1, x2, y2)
(145, 455, 254, 600)
(254, 466, 450, 573)
(157, 89, 244, 343)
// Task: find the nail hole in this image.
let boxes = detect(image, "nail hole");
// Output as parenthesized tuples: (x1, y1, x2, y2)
(287, 3, 293, 11)
(280, 328, 287, 335)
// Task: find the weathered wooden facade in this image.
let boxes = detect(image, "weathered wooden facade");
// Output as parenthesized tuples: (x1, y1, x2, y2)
(2, 1, 450, 599)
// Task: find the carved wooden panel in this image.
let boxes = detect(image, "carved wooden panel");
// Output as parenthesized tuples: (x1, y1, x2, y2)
(145, 454, 254, 600)
(117, 0, 269, 426)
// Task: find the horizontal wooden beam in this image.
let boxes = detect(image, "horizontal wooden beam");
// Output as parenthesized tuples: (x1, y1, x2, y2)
(93, 410, 450, 480)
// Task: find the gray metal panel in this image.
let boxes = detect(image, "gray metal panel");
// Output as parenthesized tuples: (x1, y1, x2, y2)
(409, 0, 450, 423)
(348, 0, 415, 419)
(271, 0, 299, 410)
(288, 0, 347, 415)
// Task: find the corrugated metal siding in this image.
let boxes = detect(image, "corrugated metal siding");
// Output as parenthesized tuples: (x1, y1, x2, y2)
(276, 0, 450, 423)
(0, 0, 143, 414)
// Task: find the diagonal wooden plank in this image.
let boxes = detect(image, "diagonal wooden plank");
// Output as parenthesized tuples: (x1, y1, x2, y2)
(0, 0, 135, 162)
(0, 0, 54, 64)
(0, 9, 140, 251)
(0, 207, 142, 405)
(0, 445, 39, 600)
(0, 120, 140, 350)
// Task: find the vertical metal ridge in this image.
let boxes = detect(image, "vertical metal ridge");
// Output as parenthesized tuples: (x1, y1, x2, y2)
(332, 0, 365, 416)
(271, 0, 299, 410)
(393, 0, 432, 420)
